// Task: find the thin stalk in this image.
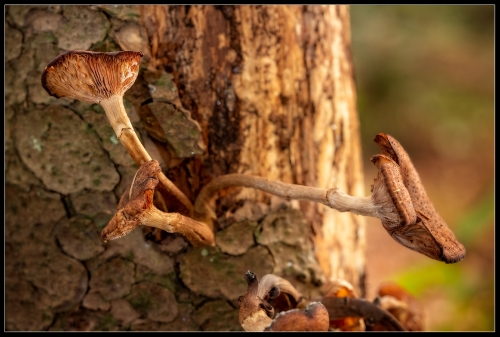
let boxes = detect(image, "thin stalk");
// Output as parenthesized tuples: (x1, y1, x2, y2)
(100, 94, 194, 216)
(139, 206, 215, 247)
(194, 174, 394, 223)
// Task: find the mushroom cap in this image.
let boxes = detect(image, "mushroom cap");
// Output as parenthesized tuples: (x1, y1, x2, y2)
(373, 133, 466, 264)
(264, 302, 330, 332)
(41, 50, 143, 104)
(101, 160, 160, 242)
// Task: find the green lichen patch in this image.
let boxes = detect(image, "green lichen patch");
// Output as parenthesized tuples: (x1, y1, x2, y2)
(15, 105, 120, 194)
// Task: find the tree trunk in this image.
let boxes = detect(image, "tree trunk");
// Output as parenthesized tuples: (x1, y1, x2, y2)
(5, 5, 365, 331)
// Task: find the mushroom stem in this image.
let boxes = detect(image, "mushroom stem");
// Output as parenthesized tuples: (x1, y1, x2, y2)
(194, 174, 392, 223)
(99, 95, 194, 216)
(100, 95, 152, 162)
(138, 206, 215, 248)
(320, 297, 406, 331)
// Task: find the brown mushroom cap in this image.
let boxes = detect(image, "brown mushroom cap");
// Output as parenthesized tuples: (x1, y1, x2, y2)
(264, 302, 330, 332)
(41, 50, 143, 104)
(238, 270, 275, 331)
(373, 133, 466, 264)
(101, 159, 160, 242)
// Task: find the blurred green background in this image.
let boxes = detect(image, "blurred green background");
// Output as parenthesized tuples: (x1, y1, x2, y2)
(350, 5, 494, 331)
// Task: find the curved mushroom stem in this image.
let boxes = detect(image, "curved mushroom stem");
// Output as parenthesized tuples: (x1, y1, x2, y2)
(194, 174, 393, 224)
(138, 206, 215, 248)
(100, 159, 214, 247)
(321, 297, 405, 331)
(99, 95, 194, 216)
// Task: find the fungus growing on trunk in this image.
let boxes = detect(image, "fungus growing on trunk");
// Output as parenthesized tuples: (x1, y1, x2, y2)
(41, 50, 193, 215)
(237, 271, 407, 331)
(264, 302, 330, 332)
(194, 133, 465, 263)
(100, 159, 214, 247)
(237, 270, 327, 332)
(372, 133, 466, 263)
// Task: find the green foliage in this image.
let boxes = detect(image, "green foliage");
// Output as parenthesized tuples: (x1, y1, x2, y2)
(350, 6, 493, 331)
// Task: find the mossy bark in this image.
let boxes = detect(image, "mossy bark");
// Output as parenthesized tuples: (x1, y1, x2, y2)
(5, 5, 365, 331)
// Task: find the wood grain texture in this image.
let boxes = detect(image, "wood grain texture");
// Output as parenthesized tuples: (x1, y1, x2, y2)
(140, 5, 366, 291)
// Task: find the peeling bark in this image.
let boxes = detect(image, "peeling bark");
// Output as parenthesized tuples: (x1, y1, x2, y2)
(140, 4, 365, 292)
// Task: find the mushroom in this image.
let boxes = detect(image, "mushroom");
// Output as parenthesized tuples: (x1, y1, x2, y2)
(237, 270, 327, 332)
(373, 133, 466, 263)
(237, 271, 407, 332)
(41, 50, 193, 216)
(237, 270, 275, 331)
(194, 133, 466, 263)
(100, 159, 214, 247)
(264, 302, 330, 332)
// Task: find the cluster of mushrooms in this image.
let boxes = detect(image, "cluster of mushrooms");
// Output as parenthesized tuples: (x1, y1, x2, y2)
(41, 50, 466, 331)
(237, 270, 423, 331)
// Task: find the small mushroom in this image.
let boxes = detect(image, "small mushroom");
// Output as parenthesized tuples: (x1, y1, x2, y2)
(101, 159, 214, 247)
(237, 270, 275, 332)
(41, 50, 193, 216)
(264, 302, 330, 332)
(194, 133, 465, 263)
(238, 270, 327, 331)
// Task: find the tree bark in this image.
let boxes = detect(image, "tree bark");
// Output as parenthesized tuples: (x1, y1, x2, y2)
(5, 5, 365, 331)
